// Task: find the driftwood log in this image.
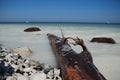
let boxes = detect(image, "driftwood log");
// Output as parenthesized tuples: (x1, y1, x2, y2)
(47, 33, 106, 80)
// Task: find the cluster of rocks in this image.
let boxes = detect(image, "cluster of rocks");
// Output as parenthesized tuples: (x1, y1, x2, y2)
(0, 47, 62, 80)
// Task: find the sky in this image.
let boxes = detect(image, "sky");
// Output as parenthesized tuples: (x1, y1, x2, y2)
(0, 0, 120, 23)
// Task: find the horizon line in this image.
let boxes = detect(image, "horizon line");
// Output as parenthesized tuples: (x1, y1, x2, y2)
(0, 21, 120, 24)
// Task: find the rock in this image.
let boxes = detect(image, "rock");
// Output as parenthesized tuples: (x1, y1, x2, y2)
(12, 47, 32, 58)
(6, 76, 16, 80)
(0, 62, 14, 80)
(22, 66, 36, 73)
(46, 68, 62, 80)
(29, 73, 46, 80)
(29, 60, 41, 67)
(54, 68, 61, 76)
(90, 37, 116, 44)
(24, 27, 40, 32)
(14, 73, 29, 80)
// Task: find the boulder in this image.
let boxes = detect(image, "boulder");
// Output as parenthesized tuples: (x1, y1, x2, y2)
(29, 60, 41, 67)
(24, 27, 40, 32)
(12, 46, 32, 58)
(29, 73, 46, 80)
(90, 37, 116, 44)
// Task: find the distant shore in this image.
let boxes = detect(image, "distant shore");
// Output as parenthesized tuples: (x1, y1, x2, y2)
(0, 22, 120, 25)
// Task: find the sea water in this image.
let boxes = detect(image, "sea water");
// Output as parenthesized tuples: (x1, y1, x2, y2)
(0, 22, 120, 80)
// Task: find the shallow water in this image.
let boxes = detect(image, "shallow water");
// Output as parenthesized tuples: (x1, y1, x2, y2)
(0, 23, 120, 80)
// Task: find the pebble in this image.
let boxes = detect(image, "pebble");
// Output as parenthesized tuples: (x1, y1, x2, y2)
(0, 47, 62, 80)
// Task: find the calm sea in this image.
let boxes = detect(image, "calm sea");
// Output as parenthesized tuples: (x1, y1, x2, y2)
(0, 22, 120, 80)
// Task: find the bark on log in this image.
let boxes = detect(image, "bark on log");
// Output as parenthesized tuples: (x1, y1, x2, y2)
(47, 33, 106, 80)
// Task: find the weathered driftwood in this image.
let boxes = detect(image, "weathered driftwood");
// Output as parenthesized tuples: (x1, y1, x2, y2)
(47, 33, 106, 80)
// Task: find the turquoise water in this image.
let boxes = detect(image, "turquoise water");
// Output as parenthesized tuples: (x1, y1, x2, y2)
(0, 23, 120, 80)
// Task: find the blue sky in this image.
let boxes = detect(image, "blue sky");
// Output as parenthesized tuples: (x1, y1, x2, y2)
(0, 0, 120, 23)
